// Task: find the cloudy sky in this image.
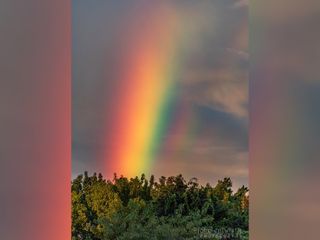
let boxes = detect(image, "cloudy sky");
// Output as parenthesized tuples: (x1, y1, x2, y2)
(72, 0, 248, 188)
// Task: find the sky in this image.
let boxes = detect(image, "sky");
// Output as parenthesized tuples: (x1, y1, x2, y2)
(72, 0, 248, 188)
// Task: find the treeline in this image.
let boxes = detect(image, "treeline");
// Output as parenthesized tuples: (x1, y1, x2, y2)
(72, 172, 249, 240)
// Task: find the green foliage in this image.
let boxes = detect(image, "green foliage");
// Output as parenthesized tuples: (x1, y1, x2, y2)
(72, 172, 249, 240)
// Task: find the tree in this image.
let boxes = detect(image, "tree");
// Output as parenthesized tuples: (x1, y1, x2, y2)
(72, 172, 249, 240)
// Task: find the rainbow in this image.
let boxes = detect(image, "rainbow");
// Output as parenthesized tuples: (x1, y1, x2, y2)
(102, 6, 182, 178)
(100, 3, 248, 179)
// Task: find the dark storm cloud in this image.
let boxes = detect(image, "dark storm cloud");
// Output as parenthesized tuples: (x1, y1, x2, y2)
(196, 106, 248, 147)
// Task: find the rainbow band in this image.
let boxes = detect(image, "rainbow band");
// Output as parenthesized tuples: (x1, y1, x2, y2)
(103, 7, 181, 178)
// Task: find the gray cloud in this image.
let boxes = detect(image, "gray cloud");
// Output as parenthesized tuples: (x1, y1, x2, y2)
(180, 72, 248, 118)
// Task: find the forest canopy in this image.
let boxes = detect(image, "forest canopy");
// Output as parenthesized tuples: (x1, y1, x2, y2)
(72, 172, 249, 240)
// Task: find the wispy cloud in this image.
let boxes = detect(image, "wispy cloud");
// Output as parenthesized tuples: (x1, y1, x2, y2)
(180, 70, 248, 118)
